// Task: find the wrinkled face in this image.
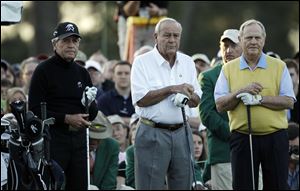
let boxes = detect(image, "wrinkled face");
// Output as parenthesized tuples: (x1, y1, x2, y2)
(53, 36, 80, 62)
(155, 21, 181, 58)
(113, 65, 131, 89)
(240, 23, 265, 59)
(220, 39, 243, 64)
(193, 134, 203, 160)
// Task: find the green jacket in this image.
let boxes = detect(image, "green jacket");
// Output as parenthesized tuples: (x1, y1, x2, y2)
(91, 138, 119, 190)
(198, 64, 230, 165)
(194, 161, 204, 183)
(125, 145, 135, 188)
(202, 161, 211, 183)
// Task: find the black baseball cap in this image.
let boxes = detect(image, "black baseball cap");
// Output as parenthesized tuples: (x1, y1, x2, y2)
(52, 22, 81, 40)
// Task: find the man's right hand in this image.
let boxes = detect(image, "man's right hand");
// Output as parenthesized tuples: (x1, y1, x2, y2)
(173, 83, 194, 99)
(64, 114, 91, 129)
(238, 82, 263, 95)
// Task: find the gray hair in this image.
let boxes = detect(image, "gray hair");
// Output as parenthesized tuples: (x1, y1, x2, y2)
(154, 17, 182, 34)
(239, 19, 266, 38)
(51, 37, 59, 44)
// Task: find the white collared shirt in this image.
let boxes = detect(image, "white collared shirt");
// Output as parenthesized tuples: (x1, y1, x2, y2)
(131, 47, 202, 124)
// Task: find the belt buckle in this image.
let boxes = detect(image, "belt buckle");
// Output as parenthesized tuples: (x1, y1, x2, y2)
(171, 124, 182, 131)
(141, 118, 155, 127)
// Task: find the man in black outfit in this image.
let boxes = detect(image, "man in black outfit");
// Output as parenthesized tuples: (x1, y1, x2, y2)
(28, 22, 98, 190)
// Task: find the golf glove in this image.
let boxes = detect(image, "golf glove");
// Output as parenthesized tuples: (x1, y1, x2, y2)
(172, 93, 189, 107)
(81, 86, 97, 107)
(236, 92, 262, 105)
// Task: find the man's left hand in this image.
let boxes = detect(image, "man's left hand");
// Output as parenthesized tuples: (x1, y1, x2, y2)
(81, 86, 97, 107)
(236, 92, 262, 105)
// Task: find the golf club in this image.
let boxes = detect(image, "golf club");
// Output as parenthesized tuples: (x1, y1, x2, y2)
(181, 107, 198, 190)
(84, 88, 90, 190)
(246, 105, 255, 190)
(10, 100, 27, 139)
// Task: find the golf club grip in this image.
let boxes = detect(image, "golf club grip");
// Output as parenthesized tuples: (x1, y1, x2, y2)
(181, 107, 187, 127)
(41, 102, 47, 121)
(84, 88, 89, 114)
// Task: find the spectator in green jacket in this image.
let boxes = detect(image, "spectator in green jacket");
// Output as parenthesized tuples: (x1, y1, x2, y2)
(199, 29, 242, 189)
(89, 111, 119, 190)
(192, 129, 207, 183)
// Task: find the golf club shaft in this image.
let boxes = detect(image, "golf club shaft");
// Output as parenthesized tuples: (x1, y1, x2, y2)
(246, 105, 255, 190)
(181, 107, 197, 190)
(84, 88, 90, 189)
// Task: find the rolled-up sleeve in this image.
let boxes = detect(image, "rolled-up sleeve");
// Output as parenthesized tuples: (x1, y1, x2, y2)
(131, 58, 150, 105)
(214, 69, 229, 101)
(279, 66, 297, 101)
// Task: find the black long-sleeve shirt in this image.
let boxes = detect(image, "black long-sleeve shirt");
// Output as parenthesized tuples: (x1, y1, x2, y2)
(28, 53, 97, 130)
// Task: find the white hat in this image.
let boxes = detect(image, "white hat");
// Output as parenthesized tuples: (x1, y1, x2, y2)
(220, 29, 239, 44)
(192, 53, 210, 65)
(107, 115, 125, 125)
(89, 111, 112, 139)
(85, 60, 103, 73)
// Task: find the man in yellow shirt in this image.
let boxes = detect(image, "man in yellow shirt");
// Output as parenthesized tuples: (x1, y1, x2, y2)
(214, 19, 296, 190)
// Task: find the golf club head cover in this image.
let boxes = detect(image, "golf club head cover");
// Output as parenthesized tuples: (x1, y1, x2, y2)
(25, 111, 43, 141)
(81, 86, 97, 107)
(9, 100, 27, 134)
(172, 93, 189, 107)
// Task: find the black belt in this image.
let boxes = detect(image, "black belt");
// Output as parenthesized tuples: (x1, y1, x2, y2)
(140, 118, 183, 131)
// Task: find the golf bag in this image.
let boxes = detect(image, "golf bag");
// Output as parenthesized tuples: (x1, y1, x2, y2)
(2, 100, 65, 190)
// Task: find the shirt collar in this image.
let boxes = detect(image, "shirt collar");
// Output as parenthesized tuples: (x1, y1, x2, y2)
(153, 45, 179, 67)
(240, 52, 267, 70)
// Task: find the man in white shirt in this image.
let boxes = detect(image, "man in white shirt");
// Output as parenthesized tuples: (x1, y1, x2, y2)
(131, 17, 202, 190)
